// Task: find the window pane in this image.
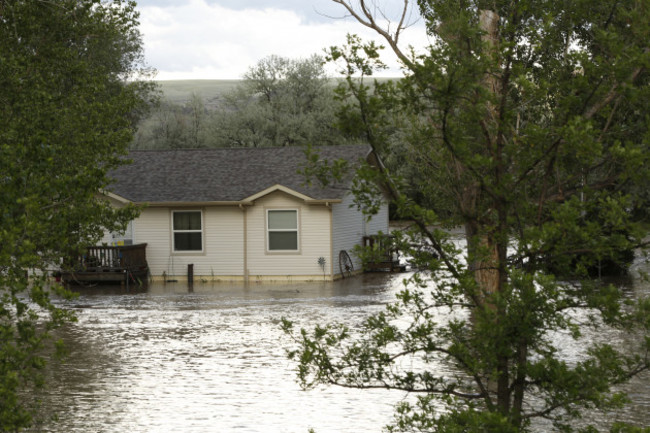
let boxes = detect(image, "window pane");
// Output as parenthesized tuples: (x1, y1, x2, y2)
(174, 232, 202, 251)
(174, 212, 201, 230)
(269, 232, 297, 250)
(268, 210, 297, 230)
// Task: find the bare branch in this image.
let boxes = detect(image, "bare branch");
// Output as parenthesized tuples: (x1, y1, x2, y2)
(331, 0, 418, 72)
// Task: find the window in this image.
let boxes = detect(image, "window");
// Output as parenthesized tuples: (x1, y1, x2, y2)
(173, 211, 202, 252)
(267, 209, 298, 251)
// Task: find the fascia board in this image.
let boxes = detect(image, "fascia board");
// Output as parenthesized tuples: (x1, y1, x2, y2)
(243, 184, 314, 202)
(142, 201, 254, 207)
(101, 190, 132, 204)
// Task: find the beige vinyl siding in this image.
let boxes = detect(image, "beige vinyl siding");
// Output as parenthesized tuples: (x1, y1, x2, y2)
(246, 191, 332, 278)
(137, 206, 244, 279)
(202, 207, 244, 276)
(332, 192, 389, 276)
(134, 208, 171, 277)
(98, 195, 127, 245)
(332, 192, 365, 273)
(365, 198, 390, 235)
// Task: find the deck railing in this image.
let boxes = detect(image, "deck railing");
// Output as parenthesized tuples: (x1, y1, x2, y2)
(362, 235, 402, 272)
(81, 243, 148, 271)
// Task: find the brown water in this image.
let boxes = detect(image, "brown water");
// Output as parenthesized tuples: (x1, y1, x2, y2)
(31, 259, 649, 432)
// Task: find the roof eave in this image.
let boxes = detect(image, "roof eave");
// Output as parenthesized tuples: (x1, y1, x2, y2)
(101, 190, 133, 204)
(304, 199, 343, 205)
(138, 199, 342, 207)
(140, 201, 254, 207)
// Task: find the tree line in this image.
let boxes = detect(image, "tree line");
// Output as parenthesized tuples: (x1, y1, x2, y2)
(131, 55, 360, 150)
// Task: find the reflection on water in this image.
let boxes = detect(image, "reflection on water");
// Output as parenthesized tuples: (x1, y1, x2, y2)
(31, 262, 649, 432)
(34, 274, 405, 433)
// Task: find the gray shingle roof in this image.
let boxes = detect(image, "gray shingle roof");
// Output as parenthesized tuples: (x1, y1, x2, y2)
(108, 145, 371, 203)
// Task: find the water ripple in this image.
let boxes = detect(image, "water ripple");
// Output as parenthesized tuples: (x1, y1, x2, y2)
(29, 268, 650, 432)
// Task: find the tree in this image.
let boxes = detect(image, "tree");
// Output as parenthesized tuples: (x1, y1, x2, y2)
(0, 1, 151, 430)
(205, 55, 356, 148)
(283, 1, 650, 432)
(187, 92, 206, 148)
(149, 100, 193, 149)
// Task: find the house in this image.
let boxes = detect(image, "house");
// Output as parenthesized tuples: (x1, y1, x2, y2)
(102, 145, 389, 282)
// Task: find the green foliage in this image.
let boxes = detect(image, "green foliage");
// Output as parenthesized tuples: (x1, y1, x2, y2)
(206, 54, 355, 148)
(283, 1, 650, 432)
(0, 0, 151, 429)
(132, 55, 359, 149)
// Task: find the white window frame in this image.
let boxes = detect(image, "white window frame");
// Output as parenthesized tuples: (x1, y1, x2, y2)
(266, 209, 299, 253)
(172, 210, 203, 253)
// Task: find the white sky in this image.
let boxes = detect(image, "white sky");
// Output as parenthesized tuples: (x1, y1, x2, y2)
(136, 0, 430, 80)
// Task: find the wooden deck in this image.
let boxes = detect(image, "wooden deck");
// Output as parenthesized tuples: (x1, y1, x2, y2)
(60, 243, 149, 285)
(362, 235, 406, 273)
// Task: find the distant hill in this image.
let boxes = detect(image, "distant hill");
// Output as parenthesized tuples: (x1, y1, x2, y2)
(155, 79, 242, 109)
(154, 77, 400, 109)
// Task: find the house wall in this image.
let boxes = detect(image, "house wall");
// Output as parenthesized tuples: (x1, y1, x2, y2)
(104, 190, 386, 281)
(366, 198, 390, 236)
(135, 206, 245, 280)
(99, 195, 128, 245)
(332, 192, 365, 275)
(245, 191, 332, 281)
(332, 192, 389, 277)
(130, 192, 333, 281)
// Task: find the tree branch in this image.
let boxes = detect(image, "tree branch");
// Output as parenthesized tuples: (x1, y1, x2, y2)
(583, 55, 647, 120)
(327, 378, 486, 399)
(331, 0, 418, 72)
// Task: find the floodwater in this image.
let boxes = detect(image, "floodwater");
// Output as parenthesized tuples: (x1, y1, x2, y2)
(32, 258, 649, 432)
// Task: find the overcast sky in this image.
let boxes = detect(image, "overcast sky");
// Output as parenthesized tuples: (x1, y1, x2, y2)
(136, 0, 429, 80)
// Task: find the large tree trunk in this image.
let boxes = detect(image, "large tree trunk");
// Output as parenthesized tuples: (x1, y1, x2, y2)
(467, 7, 513, 417)
(470, 8, 502, 299)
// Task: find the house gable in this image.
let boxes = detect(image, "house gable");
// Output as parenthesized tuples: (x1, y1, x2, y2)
(245, 190, 333, 279)
(244, 184, 313, 203)
(243, 184, 344, 204)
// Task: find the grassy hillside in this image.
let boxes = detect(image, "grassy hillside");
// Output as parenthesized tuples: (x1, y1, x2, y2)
(156, 79, 242, 108)
(154, 77, 400, 107)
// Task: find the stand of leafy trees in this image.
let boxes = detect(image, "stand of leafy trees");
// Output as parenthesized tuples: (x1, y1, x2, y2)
(132, 55, 358, 149)
(283, 1, 650, 432)
(0, 1, 152, 430)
